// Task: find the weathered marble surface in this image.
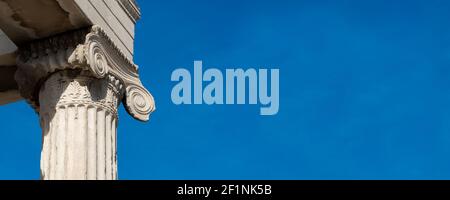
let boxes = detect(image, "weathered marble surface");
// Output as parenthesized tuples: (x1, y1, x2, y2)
(0, 0, 154, 180)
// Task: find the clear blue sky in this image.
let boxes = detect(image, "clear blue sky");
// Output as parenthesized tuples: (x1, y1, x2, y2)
(1, 0, 450, 180)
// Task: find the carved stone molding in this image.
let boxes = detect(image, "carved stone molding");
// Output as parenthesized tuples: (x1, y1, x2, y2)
(118, 0, 141, 23)
(15, 25, 155, 121)
(39, 70, 123, 117)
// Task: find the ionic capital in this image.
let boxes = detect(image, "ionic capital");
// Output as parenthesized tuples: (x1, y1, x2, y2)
(15, 25, 155, 121)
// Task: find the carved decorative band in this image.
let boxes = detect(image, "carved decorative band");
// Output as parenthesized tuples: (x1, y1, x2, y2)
(39, 70, 123, 117)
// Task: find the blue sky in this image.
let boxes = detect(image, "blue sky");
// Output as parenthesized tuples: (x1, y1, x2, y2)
(2, 0, 450, 179)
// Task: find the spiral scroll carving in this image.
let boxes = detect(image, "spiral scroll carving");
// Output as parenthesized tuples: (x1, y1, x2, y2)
(16, 25, 155, 122)
(124, 85, 155, 122)
(87, 42, 109, 78)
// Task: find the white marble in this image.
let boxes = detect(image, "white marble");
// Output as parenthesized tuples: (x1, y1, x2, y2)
(14, 25, 155, 180)
(39, 71, 121, 180)
(0, 0, 151, 180)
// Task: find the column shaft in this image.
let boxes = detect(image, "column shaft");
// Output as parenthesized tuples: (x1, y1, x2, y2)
(39, 70, 121, 180)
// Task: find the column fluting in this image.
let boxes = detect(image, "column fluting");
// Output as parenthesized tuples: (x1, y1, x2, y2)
(39, 70, 122, 180)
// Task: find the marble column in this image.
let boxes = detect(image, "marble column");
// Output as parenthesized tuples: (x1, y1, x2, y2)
(15, 26, 155, 180)
(39, 70, 121, 180)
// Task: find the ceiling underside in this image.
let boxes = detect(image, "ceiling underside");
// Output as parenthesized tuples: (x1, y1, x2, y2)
(0, 0, 89, 104)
